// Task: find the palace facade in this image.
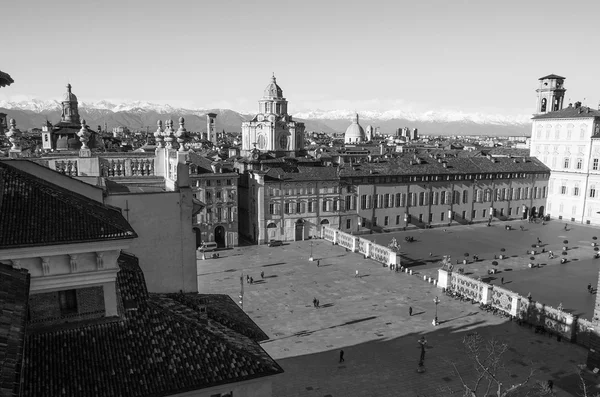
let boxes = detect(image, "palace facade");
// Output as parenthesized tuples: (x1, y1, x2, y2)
(529, 74, 600, 225)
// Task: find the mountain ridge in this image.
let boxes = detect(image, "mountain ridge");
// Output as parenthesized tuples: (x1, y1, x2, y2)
(0, 99, 532, 137)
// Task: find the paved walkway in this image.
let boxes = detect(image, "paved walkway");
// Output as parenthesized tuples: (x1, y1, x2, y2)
(197, 236, 595, 396)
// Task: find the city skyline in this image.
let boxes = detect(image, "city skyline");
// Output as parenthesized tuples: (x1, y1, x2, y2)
(1, 0, 599, 118)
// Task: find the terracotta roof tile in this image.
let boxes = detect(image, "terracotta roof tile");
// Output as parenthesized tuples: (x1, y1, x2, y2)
(0, 161, 137, 249)
(532, 106, 600, 120)
(0, 263, 30, 397)
(22, 254, 281, 397)
(339, 155, 549, 177)
(264, 164, 338, 182)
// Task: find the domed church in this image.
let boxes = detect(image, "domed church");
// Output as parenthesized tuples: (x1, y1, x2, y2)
(41, 84, 104, 151)
(241, 74, 305, 158)
(344, 113, 365, 144)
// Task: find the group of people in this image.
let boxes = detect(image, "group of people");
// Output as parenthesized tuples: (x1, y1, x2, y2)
(245, 271, 266, 285)
(312, 297, 321, 308)
(588, 283, 595, 294)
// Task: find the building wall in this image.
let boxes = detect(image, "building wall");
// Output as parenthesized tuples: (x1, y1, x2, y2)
(106, 191, 197, 293)
(29, 286, 105, 325)
(259, 178, 345, 244)
(351, 174, 549, 232)
(530, 117, 600, 224)
(190, 173, 239, 247)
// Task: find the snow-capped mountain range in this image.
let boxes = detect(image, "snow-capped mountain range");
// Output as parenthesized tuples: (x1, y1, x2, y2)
(0, 99, 533, 136)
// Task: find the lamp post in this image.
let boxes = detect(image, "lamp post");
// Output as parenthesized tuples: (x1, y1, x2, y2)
(432, 296, 440, 326)
(309, 238, 314, 261)
(404, 213, 409, 230)
(448, 209, 452, 227)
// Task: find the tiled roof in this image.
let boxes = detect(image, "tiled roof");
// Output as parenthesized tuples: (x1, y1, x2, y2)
(22, 254, 282, 397)
(0, 161, 137, 249)
(166, 293, 269, 342)
(339, 155, 549, 177)
(0, 263, 30, 397)
(532, 106, 600, 120)
(538, 74, 565, 80)
(188, 152, 236, 174)
(264, 164, 339, 182)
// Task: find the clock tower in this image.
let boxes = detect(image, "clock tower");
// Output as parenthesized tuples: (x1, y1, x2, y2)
(536, 74, 566, 115)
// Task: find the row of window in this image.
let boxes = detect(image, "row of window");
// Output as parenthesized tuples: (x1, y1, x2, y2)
(203, 190, 236, 202)
(268, 186, 338, 196)
(358, 187, 546, 210)
(540, 156, 600, 171)
(534, 123, 600, 140)
(269, 199, 346, 215)
(200, 207, 237, 223)
(354, 207, 523, 228)
(547, 202, 599, 217)
(195, 179, 233, 187)
(344, 172, 539, 185)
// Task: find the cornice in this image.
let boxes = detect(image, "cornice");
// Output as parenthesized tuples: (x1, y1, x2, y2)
(0, 240, 130, 260)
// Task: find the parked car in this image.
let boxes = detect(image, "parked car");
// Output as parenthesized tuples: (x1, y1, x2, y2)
(268, 240, 283, 247)
(198, 242, 218, 252)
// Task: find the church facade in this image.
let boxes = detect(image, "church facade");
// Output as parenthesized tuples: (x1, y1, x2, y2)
(241, 75, 305, 158)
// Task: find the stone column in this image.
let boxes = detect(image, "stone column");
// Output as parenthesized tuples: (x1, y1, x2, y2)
(333, 230, 338, 245)
(481, 284, 493, 304)
(352, 237, 358, 252)
(103, 281, 118, 317)
(437, 269, 451, 289)
(365, 241, 371, 258)
(388, 250, 398, 267)
(510, 295, 520, 317)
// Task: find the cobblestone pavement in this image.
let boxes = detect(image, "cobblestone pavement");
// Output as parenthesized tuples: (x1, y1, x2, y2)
(197, 235, 595, 397)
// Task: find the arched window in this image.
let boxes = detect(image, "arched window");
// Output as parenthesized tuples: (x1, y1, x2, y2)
(320, 219, 330, 225)
(545, 125, 551, 139)
(540, 98, 547, 112)
(257, 134, 266, 149)
(267, 222, 277, 228)
(564, 157, 570, 169)
(555, 124, 561, 139)
(581, 124, 588, 139)
(576, 158, 583, 170)
(279, 135, 288, 150)
(567, 124, 574, 139)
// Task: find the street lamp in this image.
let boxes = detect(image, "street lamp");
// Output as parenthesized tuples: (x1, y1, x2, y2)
(432, 296, 440, 326)
(448, 209, 452, 227)
(309, 238, 314, 261)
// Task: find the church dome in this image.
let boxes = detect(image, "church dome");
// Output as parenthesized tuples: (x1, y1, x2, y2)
(263, 74, 283, 98)
(344, 113, 365, 144)
(63, 83, 78, 102)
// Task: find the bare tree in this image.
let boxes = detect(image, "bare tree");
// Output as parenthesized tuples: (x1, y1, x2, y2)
(448, 333, 537, 397)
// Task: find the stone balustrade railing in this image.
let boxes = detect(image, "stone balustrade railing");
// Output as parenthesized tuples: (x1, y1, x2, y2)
(321, 225, 398, 267)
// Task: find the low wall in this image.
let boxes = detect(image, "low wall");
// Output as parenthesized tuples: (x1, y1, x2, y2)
(321, 226, 398, 268)
(439, 268, 590, 344)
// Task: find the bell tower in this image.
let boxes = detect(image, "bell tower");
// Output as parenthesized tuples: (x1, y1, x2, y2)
(536, 74, 566, 114)
(61, 83, 81, 125)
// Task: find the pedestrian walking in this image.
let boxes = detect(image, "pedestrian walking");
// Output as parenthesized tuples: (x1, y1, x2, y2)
(564, 223, 568, 231)
(250, 277, 254, 284)
(501, 277, 504, 285)
(316, 299, 320, 308)
(339, 350, 345, 363)
(588, 283, 592, 291)
(260, 271, 264, 279)
(409, 306, 413, 316)
(313, 297, 317, 307)
(355, 270, 359, 278)
(547, 380, 554, 391)
(246, 275, 250, 283)
(520, 226, 524, 231)
(537, 238, 542, 245)
(317, 260, 320, 267)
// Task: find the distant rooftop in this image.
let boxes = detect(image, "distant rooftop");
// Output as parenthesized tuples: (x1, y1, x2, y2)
(538, 74, 565, 80)
(532, 105, 600, 120)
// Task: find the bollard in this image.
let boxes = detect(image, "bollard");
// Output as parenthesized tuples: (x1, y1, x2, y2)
(409, 270, 413, 275)
(428, 277, 432, 283)
(423, 275, 427, 281)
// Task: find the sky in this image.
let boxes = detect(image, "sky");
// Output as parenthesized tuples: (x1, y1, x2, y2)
(1, 0, 600, 117)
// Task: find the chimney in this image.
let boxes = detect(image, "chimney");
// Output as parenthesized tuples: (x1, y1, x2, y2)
(442, 161, 447, 168)
(513, 158, 518, 163)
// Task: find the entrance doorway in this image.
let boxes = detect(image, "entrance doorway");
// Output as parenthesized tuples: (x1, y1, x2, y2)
(531, 206, 537, 218)
(295, 219, 304, 241)
(522, 207, 528, 220)
(215, 226, 226, 247)
(539, 206, 545, 217)
(193, 227, 202, 248)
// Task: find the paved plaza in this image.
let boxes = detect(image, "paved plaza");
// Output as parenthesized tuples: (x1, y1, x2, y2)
(363, 220, 600, 319)
(197, 223, 600, 396)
